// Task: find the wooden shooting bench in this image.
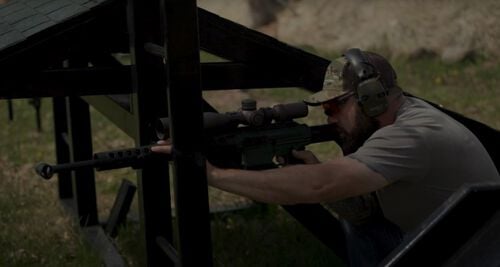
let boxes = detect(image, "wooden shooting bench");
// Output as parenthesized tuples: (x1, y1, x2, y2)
(1, 0, 500, 266)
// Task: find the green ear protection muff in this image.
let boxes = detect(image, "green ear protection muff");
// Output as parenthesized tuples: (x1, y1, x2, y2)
(344, 48, 389, 117)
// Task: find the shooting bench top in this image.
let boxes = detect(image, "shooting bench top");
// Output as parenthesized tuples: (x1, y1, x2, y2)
(0, 0, 110, 51)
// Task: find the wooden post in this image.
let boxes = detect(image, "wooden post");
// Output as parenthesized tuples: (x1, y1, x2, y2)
(127, 0, 174, 265)
(161, 0, 213, 266)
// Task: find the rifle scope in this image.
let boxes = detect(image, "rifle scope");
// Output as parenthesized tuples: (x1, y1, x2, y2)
(156, 99, 308, 140)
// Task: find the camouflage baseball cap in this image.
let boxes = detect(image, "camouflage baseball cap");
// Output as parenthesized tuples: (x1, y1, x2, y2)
(303, 56, 349, 106)
(304, 51, 398, 106)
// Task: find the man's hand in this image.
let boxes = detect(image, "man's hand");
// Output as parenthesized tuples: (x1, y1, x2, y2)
(276, 149, 320, 166)
(150, 140, 172, 154)
(291, 149, 320, 164)
(151, 140, 218, 183)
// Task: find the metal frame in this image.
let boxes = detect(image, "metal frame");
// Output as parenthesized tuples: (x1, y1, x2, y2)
(381, 183, 500, 267)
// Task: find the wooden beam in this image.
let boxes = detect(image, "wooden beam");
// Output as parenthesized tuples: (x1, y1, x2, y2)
(198, 8, 329, 92)
(0, 66, 132, 99)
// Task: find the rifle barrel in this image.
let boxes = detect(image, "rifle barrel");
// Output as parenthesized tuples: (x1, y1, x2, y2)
(36, 159, 104, 179)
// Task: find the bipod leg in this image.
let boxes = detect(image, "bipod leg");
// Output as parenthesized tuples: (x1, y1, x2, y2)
(105, 179, 137, 238)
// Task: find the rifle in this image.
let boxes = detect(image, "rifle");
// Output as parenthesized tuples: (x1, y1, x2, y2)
(35, 99, 339, 179)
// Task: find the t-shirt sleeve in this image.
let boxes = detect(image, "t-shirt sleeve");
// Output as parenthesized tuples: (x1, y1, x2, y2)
(347, 125, 430, 183)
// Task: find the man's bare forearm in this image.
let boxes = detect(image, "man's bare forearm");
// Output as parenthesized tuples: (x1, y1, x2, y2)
(209, 162, 340, 205)
(208, 157, 388, 205)
(151, 143, 388, 205)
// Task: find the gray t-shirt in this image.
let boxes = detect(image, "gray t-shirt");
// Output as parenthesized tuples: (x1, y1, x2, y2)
(348, 96, 500, 232)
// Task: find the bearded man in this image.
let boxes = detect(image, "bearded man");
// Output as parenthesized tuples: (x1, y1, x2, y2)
(153, 48, 500, 266)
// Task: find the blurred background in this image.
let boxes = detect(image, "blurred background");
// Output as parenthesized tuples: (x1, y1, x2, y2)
(201, 0, 500, 64)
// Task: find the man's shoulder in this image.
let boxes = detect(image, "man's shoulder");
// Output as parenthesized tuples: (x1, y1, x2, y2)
(394, 96, 468, 135)
(388, 96, 492, 164)
(372, 97, 441, 139)
(397, 96, 446, 125)
(370, 95, 482, 152)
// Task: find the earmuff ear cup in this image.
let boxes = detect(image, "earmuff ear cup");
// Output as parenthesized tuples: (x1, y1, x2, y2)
(344, 48, 391, 117)
(356, 76, 389, 117)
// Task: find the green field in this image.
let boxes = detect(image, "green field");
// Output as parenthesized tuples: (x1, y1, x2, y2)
(1, 53, 499, 266)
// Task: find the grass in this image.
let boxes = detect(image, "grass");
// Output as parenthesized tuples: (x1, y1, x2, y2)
(393, 56, 500, 129)
(0, 100, 102, 267)
(1, 54, 499, 266)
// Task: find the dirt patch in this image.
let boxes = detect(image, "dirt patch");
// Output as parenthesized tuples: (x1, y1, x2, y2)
(199, 0, 500, 62)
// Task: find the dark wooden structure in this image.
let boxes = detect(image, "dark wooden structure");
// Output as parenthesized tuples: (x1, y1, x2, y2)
(0, 0, 331, 266)
(1, 0, 500, 266)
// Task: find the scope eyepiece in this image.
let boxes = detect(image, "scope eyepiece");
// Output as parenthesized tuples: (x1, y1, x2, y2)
(271, 102, 308, 122)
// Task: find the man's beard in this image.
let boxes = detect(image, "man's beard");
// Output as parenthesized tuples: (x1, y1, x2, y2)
(335, 111, 379, 155)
